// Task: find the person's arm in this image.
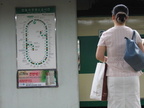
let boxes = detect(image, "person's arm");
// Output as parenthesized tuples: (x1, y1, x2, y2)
(138, 42, 144, 52)
(135, 30, 144, 52)
(96, 46, 107, 62)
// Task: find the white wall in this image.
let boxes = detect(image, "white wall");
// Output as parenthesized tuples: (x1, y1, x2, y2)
(0, 0, 79, 108)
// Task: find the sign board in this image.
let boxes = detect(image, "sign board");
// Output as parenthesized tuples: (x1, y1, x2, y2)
(15, 6, 58, 88)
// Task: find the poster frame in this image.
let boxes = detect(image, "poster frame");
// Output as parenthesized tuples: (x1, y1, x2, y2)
(15, 6, 58, 88)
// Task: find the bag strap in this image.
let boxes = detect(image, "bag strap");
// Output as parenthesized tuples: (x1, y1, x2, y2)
(124, 30, 136, 40)
(132, 30, 136, 41)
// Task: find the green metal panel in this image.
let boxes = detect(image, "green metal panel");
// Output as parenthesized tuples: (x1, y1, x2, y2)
(80, 99, 144, 107)
(78, 36, 99, 74)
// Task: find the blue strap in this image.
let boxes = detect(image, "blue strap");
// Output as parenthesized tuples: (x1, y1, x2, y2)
(132, 30, 136, 41)
(124, 30, 136, 41)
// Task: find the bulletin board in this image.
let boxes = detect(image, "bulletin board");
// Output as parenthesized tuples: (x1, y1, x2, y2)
(15, 6, 58, 88)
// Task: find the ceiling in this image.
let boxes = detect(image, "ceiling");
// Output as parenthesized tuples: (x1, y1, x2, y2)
(77, 0, 144, 17)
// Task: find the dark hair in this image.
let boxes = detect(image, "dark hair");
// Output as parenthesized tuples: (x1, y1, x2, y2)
(112, 4, 129, 24)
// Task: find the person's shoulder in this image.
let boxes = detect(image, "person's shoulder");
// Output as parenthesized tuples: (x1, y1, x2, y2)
(125, 26, 139, 35)
(100, 28, 113, 39)
(106, 27, 115, 32)
(124, 26, 133, 30)
(102, 27, 114, 36)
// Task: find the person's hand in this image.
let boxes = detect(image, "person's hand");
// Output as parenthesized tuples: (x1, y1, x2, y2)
(104, 56, 108, 63)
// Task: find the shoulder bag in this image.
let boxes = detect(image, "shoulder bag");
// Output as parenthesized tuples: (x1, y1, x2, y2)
(124, 30, 144, 71)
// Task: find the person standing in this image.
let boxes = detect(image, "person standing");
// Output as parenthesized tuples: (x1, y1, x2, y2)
(96, 4, 144, 108)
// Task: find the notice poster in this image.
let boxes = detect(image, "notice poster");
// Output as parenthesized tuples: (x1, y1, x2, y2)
(15, 7, 58, 88)
(17, 70, 58, 88)
(15, 7, 56, 70)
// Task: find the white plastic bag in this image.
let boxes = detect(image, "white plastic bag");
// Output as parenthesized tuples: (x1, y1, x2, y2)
(90, 62, 106, 100)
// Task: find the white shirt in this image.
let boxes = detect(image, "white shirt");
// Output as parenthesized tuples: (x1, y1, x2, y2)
(98, 25, 142, 77)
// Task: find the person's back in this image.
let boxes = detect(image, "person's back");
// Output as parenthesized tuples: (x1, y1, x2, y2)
(100, 25, 142, 76)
